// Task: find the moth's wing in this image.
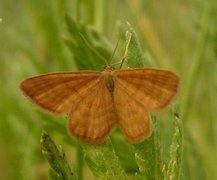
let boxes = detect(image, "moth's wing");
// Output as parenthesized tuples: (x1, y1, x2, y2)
(68, 79, 116, 143)
(113, 68, 179, 143)
(113, 81, 152, 143)
(114, 68, 179, 112)
(20, 72, 101, 114)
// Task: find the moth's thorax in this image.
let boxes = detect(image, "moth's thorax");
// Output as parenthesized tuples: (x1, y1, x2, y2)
(102, 68, 115, 94)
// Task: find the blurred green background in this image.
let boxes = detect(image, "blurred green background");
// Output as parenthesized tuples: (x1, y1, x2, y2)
(0, 0, 217, 179)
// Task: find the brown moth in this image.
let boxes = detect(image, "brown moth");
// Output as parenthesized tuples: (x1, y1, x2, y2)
(20, 35, 179, 144)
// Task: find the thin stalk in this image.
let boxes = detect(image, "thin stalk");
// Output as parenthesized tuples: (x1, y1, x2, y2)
(74, 0, 81, 22)
(76, 144, 83, 180)
(181, 0, 213, 120)
(94, 0, 106, 32)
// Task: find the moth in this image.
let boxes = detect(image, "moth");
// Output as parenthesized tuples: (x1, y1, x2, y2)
(20, 35, 179, 144)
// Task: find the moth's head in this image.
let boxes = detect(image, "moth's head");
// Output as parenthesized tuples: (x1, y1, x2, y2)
(103, 64, 114, 71)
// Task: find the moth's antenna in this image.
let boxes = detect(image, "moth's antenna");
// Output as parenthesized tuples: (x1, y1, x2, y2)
(119, 32, 132, 69)
(79, 34, 108, 65)
(108, 38, 120, 65)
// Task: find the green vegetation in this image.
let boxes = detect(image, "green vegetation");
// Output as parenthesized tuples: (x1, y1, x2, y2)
(0, 0, 216, 179)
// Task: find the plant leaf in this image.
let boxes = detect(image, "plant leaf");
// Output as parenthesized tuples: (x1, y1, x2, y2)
(134, 117, 163, 180)
(41, 132, 77, 180)
(164, 109, 183, 180)
(65, 14, 112, 71)
(125, 23, 145, 68)
(82, 139, 127, 180)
